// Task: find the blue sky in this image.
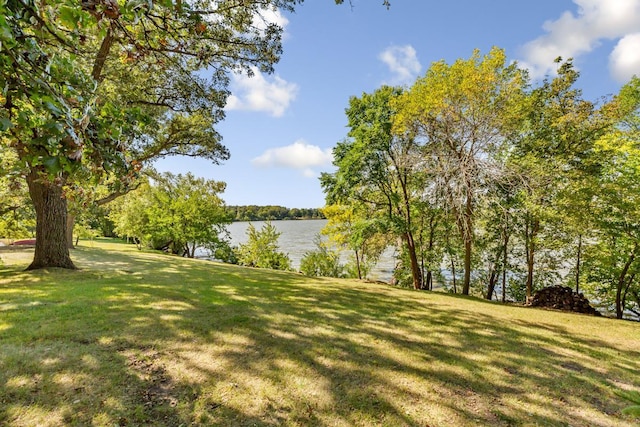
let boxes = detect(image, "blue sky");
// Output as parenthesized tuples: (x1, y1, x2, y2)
(155, 0, 640, 208)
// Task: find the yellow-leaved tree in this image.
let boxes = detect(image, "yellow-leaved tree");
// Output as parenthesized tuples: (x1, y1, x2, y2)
(393, 47, 527, 295)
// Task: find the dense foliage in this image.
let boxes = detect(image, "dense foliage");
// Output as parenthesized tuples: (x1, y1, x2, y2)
(109, 172, 231, 258)
(0, 0, 311, 269)
(322, 48, 640, 319)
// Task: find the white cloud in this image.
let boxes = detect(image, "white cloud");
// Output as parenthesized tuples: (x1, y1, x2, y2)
(226, 67, 298, 117)
(252, 140, 334, 177)
(610, 32, 640, 81)
(223, 7, 295, 117)
(378, 45, 422, 85)
(519, 0, 640, 80)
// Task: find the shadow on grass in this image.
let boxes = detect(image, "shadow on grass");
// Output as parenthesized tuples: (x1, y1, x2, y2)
(0, 244, 639, 426)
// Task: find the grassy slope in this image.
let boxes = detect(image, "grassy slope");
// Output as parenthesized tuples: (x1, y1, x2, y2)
(0, 240, 639, 427)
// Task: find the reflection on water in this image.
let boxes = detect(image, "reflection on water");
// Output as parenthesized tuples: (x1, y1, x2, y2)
(225, 220, 396, 282)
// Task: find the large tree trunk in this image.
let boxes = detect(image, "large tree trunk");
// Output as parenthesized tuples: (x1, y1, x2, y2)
(26, 172, 76, 270)
(396, 168, 422, 290)
(486, 272, 497, 300)
(621, 273, 635, 320)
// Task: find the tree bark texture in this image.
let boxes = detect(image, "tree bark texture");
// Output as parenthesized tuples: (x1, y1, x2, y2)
(404, 232, 423, 290)
(66, 213, 76, 249)
(486, 244, 506, 300)
(487, 270, 498, 301)
(26, 172, 76, 270)
(462, 236, 472, 295)
(425, 213, 437, 291)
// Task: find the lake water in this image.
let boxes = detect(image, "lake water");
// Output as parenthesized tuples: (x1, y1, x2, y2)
(225, 220, 397, 282)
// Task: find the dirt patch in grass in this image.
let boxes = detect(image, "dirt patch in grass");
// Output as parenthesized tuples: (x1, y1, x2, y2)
(127, 349, 178, 406)
(121, 347, 182, 425)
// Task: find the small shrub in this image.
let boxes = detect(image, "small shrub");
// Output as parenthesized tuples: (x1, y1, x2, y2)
(235, 222, 291, 271)
(300, 236, 344, 277)
(211, 241, 238, 264)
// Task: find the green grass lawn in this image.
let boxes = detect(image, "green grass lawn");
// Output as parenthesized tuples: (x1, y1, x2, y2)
(1, 239, 639, 426)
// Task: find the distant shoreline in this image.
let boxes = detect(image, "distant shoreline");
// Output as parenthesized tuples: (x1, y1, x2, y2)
(230, 217, 325, 222)
(225, 205, 325, 222)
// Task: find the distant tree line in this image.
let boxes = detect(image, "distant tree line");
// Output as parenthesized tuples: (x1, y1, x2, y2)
(225, 206, 325, 221)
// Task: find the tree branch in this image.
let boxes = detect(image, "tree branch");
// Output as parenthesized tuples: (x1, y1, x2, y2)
(92, 27, 114, 82)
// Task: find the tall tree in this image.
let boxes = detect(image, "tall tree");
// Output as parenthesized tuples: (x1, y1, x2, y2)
(510, 59, 629, 302)
(321, 86, 427, 289)
(0, 0, 315, 270)
(584, 78, 640, 319)
(393, 47, 526, 295)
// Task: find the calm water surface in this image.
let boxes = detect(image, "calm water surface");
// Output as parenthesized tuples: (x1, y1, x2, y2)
(226, 220, 396, 282)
